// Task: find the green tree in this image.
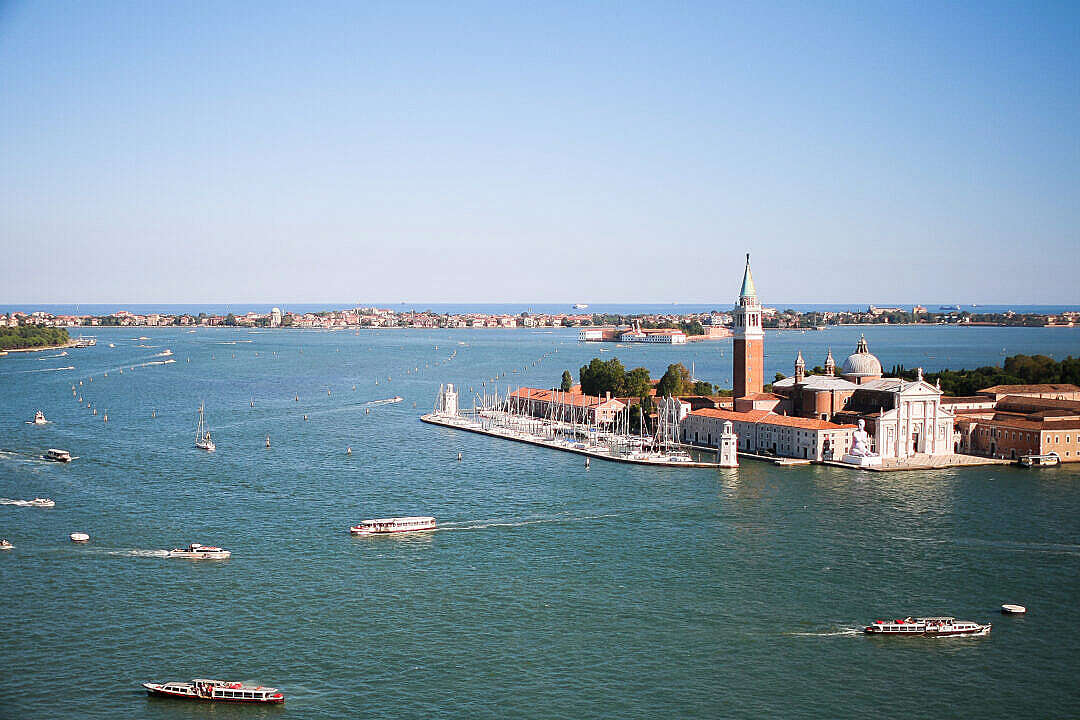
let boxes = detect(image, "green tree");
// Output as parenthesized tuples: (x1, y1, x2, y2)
(657, 363, 692, 397)
(624, 367, 652, 399)
(560, 370, 574, 392)
(579, 357, 627, 397)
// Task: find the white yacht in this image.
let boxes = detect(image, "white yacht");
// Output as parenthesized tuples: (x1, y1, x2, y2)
(864, 616, 991, 637)
(194, 403, 215, 452)
(0, 539, 13, 550)
(69, 532, 90, 543)
(31, 410, 47, 425)
(167, 543, 231, 560)
(29, 497, 55, 508)
(143, 679, 283, 704)
(350, 516, 437, 535)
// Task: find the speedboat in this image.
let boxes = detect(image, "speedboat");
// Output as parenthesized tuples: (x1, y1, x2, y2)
(69, 532, 90, 543)
(142, 679, 283, 704)
(350, 516, 437, 535)
(29, 497, 55, 508)
(167, 543, 231, 560)
(44, 449, 72, 463)
(0, 539, 12, 550)
(32, 410, 47, 425)
(864, 616, 991, 637)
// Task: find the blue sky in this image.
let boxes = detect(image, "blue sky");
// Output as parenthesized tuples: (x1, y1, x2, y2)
(1, 1, 1078, 304)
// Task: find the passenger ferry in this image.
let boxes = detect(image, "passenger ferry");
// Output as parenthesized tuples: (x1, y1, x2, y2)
(44, 449, 72, 463)
(1020, 453, 1060, 468)
(350, 516, 437, 535)
(167, 543, 231, 560)
(143, 679, 284, 704)
(864, 617, 991, 637)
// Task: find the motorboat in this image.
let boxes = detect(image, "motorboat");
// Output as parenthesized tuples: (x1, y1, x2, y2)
(350, 516, 437, 535)
(0, 539, 12, 550)
(69, 532, 90, 543)
(143, 679, 283, 704)
(864, 616, 991, 637)
(44, 449, 72, 463)
(1001, 604, 1027, 615)
(167, 543, 231, 560)
(29, 497, 55, 508)
(32, 410, 47, 425)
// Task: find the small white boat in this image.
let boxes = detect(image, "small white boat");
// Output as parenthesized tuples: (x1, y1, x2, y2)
(167, 543, 231, 560)
(31, 410, 47, 425)
(44, 449, 72, 463)
(142, 679, 283, 704)
(29, 497, 55, 508)
(1001, 604, 1027, 615)
(350, 516, 436, 535)
(69, 532, 90, 543)
(864, 616, 991, 637)
(0, 539, 13, 550)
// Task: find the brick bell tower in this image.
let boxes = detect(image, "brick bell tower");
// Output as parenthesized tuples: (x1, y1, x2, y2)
(733, 253, 764, 398)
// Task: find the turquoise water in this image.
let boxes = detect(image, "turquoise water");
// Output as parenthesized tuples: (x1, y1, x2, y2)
(2, 326, 1079, 718)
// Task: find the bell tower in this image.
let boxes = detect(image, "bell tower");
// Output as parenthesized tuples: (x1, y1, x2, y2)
(733, 253, 764, 398)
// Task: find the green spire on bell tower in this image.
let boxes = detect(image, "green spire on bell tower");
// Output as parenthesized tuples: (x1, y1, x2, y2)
(740, 253, 756, 298)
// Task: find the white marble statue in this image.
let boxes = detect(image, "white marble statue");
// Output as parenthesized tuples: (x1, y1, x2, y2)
(843, 419, 882, 466)
(849, 419, 873, 457)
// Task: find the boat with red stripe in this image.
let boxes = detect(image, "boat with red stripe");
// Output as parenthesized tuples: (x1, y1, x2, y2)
(142, 678, 284, 704)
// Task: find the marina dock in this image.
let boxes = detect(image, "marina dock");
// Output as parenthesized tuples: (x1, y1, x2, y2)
(420, 412, 723, 468)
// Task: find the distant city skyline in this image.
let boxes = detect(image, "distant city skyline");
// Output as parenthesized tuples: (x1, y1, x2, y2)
(2, 1, 1078, 304)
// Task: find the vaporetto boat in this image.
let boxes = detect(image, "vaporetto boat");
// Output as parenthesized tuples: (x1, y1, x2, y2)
(350, 516, 437, 535)
(864, 617, 991, 637)
(142, 679, 283, 704)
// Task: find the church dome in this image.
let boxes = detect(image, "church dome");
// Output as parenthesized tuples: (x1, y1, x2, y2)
(841, 335, 882, 378)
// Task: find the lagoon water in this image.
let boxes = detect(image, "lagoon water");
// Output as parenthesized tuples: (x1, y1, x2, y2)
(1, 325, 1079, 718)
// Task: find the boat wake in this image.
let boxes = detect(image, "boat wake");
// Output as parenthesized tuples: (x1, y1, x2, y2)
(437, 513, 619, 532)
(39, 351, 68, 359)
(365, 397, 403, 407)
(106, 549, 171, 558)
(785, 627, 863, 637)
(26, 366, 75, 373)
(0, 498, 43, 507)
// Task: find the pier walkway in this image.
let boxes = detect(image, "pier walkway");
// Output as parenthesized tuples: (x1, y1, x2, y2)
(420, 412, 722, 468)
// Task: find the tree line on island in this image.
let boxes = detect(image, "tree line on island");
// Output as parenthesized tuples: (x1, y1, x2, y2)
(560, 358, 722, 433)
(0, 326, 70, 351)
(891, 354, 1080, 396)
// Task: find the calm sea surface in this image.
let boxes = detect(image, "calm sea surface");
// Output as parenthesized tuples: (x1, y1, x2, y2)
(2, 326, 1079, 719)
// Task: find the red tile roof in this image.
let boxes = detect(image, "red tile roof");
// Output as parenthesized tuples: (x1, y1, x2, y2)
(689, 408, 854, 431)
(979, 384, 1080, 395)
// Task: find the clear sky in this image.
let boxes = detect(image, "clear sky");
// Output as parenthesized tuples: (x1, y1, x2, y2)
(2, 1, 1078, 304)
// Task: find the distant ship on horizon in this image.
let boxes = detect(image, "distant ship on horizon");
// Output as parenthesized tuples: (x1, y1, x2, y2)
(572, 303, 589, 310)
